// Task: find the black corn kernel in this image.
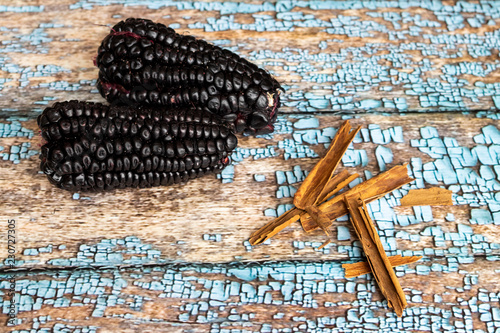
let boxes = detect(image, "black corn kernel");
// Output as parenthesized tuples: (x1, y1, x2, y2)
(96, 18, 283, 135)
(38, 101, 237, 192)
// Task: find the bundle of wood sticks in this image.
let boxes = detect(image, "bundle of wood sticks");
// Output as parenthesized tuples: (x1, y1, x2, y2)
(249, 120, 453, 316)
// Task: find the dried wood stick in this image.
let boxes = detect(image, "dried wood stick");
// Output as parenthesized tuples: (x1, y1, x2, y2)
(308, 172, 360, 237)
(249, 170, 356, 245)
(249, 209, 300, 245)
(294, 120, 361, 208)
(344, 194, 407, 317)
(317, 239, 331, 250)
(301, 164, 414, 233)
(305, 205, 332, 236)
(317, 171, 359, 203)
(343, 255, 422, 278)
(400, 187, 453, 206)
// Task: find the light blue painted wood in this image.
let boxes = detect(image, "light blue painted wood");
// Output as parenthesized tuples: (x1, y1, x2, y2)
(1, 1, 500, 331)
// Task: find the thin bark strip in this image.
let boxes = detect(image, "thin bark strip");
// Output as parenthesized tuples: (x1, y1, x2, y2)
(249, 209, 300, 245)
(343, 255, 422, 278)
(292, 121, 361, 236)
(294, 120, 361, 208)
(301, 164, 414, 233)
(317, 239, 331, 250)
(344, 194, 407, 317)
(249, 171, 356, 245)
(305, 206, 332, 236)
(400, 187, 453, 206)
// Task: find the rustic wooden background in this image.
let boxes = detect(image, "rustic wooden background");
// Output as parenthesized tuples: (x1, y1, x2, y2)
(1, 1, 499, 332)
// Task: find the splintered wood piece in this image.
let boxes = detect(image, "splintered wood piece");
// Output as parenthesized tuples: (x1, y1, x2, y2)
(344, 194, 407, 317)
(249, 170, 356, 245)
(305, 205, 332, 236)
(343, 255, 422, 278)
(293, 121, 360, 237)
(301, 164, 414, 233)
(317, 171, 359, 203)
(294, 120, 361, 209)
(400, 187, 453, 206)
(317, 239, 331, 250)
(249, 209, 300, 245)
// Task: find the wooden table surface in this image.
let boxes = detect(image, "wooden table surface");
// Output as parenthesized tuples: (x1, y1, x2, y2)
(1, 1, 499, 332)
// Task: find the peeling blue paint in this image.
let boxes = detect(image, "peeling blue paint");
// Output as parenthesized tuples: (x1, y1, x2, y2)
(2, 250, 499, 332)
(2, 2, 500, 331)
(1, 2, 500, 113)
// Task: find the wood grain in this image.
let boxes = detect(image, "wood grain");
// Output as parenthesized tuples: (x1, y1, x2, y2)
(400, 188, 453, 206)
(344, 194, 406, 316)
(0, 113, 498, 268)
(1, 1, 499, 331)
(0, 256, 498, 332)
(343, 255, 423, 278)
(0, 1, 499, 114)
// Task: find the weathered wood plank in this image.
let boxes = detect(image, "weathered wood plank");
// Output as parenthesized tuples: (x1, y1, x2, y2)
(1, 1, 500, 331)
(0, 113, 498, 269)
(0, 1, 500, 114)
(0, 257, 498, 332)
